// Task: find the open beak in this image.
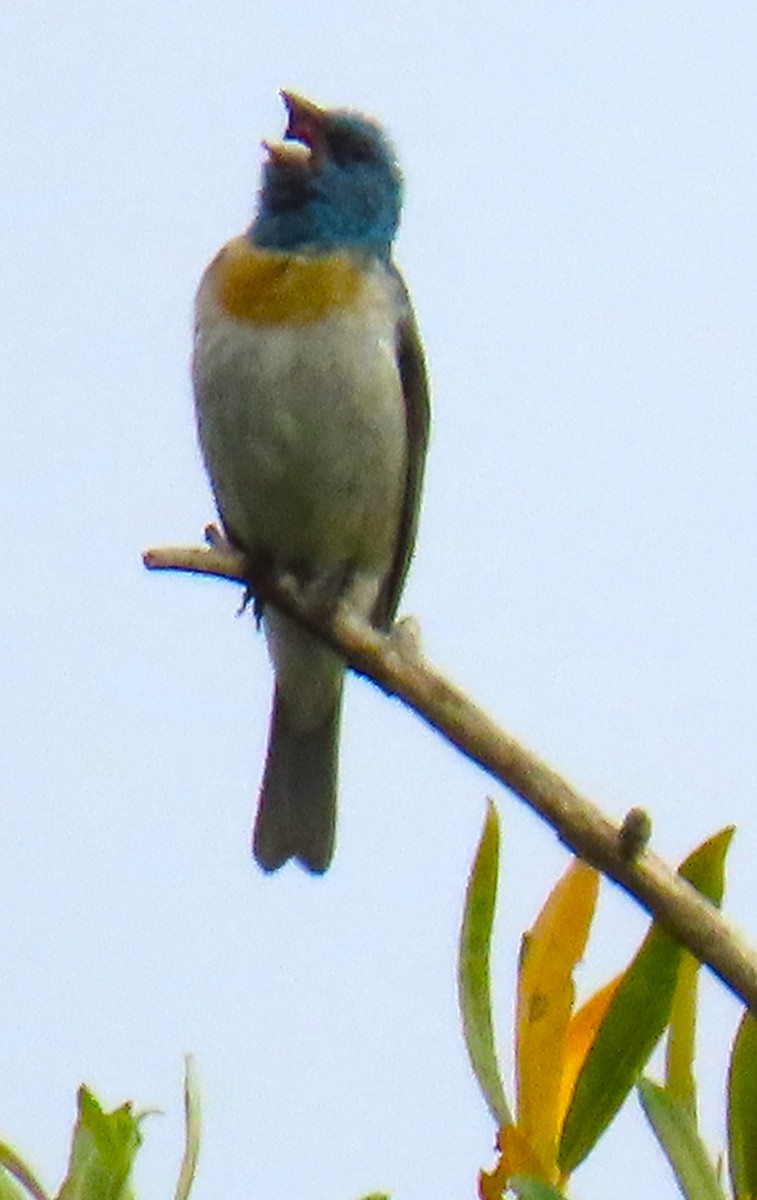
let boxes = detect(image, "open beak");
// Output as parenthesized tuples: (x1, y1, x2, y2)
(262, 139, 311, 168)
(279, 90, 328, 161)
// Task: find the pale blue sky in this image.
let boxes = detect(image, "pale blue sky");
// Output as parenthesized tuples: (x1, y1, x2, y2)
(2, 2, 756, 1197)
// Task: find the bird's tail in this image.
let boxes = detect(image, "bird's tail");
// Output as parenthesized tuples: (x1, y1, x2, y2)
(253, 682, 343, 873)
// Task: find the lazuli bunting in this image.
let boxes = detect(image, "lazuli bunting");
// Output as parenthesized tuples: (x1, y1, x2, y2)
(193, 92, 430, 873)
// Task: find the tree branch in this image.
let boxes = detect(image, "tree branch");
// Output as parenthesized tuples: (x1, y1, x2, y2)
(143, 536, 757, 1014)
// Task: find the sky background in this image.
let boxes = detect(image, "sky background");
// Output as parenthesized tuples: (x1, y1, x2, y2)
(3, 2, 757, 1197)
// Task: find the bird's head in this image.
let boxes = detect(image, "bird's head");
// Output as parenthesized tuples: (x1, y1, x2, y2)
(252, 92, 403, 261)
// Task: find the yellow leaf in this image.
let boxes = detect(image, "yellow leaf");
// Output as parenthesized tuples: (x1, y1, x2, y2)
(516, 860, 599, 1179)
(479, 1166, 505, 1200)
(480, 1125, 548, 1199)
(557, 974, 622, 1135)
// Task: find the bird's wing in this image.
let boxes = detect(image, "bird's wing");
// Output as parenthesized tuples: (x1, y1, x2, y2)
(373, 268, 431, 628)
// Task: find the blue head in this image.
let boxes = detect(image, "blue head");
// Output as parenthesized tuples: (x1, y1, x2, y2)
(251, 92, 403, 261)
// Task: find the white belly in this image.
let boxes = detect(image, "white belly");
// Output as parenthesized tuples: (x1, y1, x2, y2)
(193, 295, 407, 576)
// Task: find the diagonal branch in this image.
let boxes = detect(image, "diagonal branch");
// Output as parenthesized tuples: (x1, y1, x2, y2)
(143, 536, 757, 1014)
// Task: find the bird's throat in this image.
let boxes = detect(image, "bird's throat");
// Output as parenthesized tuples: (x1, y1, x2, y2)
(214, 238, 364, 326)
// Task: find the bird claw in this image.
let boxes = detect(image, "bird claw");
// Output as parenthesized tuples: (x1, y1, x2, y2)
(235, 586, 259, 622)
(204, 522, 235, 552)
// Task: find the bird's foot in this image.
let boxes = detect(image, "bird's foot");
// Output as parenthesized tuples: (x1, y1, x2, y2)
(235, 585, 262, 624)
(204, 523, 237, 554)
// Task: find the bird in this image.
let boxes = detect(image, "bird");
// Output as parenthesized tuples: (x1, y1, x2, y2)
(192, 91, 430, 873)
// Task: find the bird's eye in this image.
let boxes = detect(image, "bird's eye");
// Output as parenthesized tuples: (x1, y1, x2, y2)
(327, 129, 373, 166)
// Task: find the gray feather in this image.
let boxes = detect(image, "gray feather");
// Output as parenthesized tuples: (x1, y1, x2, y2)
(253, 683, 343, 873)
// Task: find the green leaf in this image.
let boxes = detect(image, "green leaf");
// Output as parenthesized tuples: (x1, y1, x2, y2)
(508, 1176, 569, 1199)
(559, 828, 733, 1175)
(665, 949, 699, 1117)
(0, 1175, 25, 1200)
(728, 1011, 757, 1200)
(0, 1141, 49, 1200)
(56, 1087, 142, 1200)
(680, 828, 732, 910)
(458, 801, 512, 1127)
(638, 1078, 725, 1200)
(174, 1057, 201, 1200)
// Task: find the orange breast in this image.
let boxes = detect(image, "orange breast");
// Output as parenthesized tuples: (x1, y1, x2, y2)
(213, 237, 364, 325)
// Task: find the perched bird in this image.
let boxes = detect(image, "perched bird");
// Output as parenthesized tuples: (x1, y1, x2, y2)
(193, 91, 429, 873)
